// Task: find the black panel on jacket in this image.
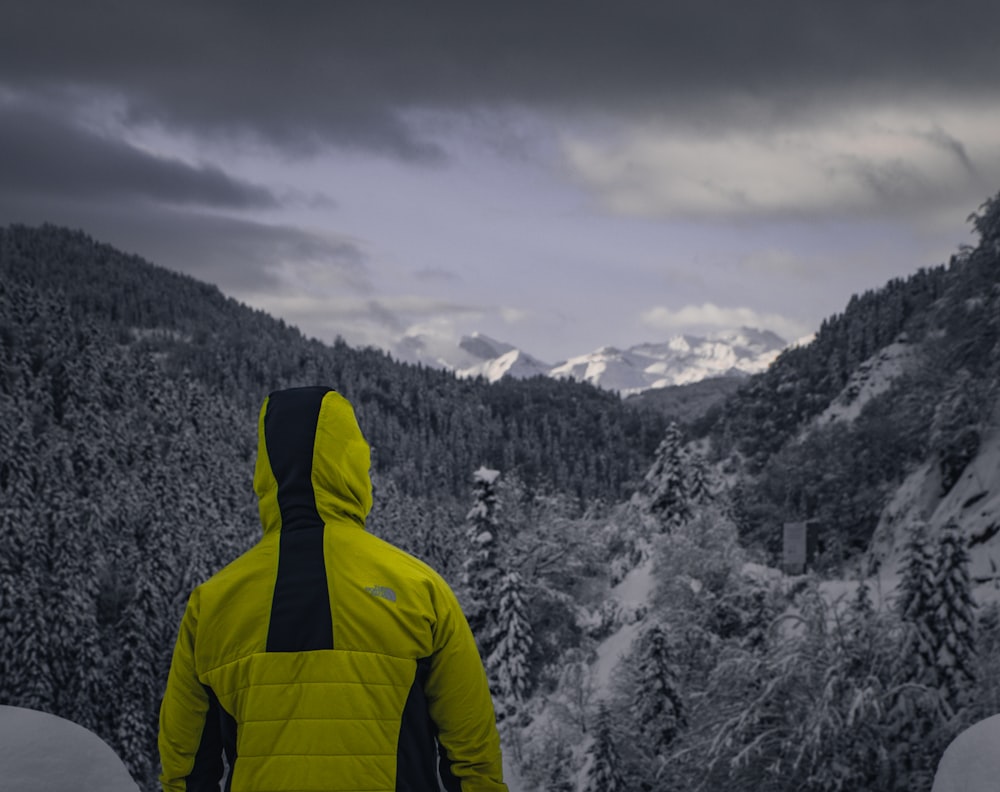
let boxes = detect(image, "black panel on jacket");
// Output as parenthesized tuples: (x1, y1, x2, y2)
(396, 657, 441, 791)
(265, 386, 335, 652)
(189, 686, 238, 792)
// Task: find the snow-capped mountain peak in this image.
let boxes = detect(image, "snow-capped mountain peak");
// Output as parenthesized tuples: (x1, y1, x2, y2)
(392, 326, 787, 393)
(550, 326, 787, 394)
(458, 347, 552, 383)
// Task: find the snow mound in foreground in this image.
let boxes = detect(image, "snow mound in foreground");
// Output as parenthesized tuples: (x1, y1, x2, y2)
(0, 706, 139, 791)
(932, 714, 1000, 792)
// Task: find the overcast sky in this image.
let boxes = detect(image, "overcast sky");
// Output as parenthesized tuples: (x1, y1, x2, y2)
(2, 1, 998, 364)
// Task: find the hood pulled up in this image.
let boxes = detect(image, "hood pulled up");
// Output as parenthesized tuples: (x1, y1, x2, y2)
(253, 386, 373, 535)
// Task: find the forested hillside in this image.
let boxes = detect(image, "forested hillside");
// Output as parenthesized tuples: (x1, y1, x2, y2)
(698, 193, 1000, 562)
(1, 224, 667, 502)
(0, 223, 667, 787)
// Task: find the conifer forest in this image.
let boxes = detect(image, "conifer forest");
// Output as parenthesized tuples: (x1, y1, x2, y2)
(2, 191, 1000, 790)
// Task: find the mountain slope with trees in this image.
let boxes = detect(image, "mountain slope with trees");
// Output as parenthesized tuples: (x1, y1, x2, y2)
(697, 193, 1000, 564)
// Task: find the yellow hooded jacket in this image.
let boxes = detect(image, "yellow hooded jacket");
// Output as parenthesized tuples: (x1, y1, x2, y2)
(158, 387, 507, 792)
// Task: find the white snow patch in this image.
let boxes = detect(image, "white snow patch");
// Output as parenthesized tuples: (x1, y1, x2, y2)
(0, 706, 139, 791)
(612, 553, 656, 608)
(593, 620, 644, 691)
(816, 339, 918, 425)
(473, 466, 501, 485)
(592, 556, 657, 690)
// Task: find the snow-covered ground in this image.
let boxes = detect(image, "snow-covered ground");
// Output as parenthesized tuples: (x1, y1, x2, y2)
(871, 417, 1000, 587)
(592, 556, 656, 689)
(931, 714, 1000, 792)
(0, 706, 138, 791)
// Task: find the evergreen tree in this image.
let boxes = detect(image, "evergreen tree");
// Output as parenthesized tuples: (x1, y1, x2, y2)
(461, 467, 503, 655)
(486, 570, 533, 723)
(895, 520, 939, 686)
(112, 523, 179, 788)
(643, 422, 690, 530)
(932, 520, 976, 711)
(0, 565, 53, 711)
(535, 739, 575, 792)
(631, 623, 686, 757)
(583, 702, 624, 792)
(890, 520, 957, 790)
(687, 450, 714, 506)
(45, 496, 105, 732)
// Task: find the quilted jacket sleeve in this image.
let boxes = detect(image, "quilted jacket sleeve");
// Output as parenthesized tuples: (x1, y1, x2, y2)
(424, 584, 508, 792)
(158, 589, 224, 792)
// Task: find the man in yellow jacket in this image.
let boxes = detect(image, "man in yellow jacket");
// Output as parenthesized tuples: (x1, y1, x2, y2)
(159, 386, 508, 791)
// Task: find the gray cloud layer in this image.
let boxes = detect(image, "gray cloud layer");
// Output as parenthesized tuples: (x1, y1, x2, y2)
(2, 0, 996, 357)
(3, 1, 997, 158)
(0, 100, 279, 208)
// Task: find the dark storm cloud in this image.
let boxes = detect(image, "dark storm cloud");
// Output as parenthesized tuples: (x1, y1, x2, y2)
(0, 100, 279, 209)
(108, 211, 372, 294)
(2, 0, 996, 158)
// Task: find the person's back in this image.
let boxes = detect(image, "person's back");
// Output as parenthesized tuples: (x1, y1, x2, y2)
(159, 386, 507, 792)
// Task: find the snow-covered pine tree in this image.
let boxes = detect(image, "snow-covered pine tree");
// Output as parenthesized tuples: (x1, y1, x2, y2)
(643, 421, 690, 531)
(112, 521, 179, 788)
(687, 449, 714, 506)
(0, 564, 53, 711)
(486, 570, 533, 724)
(535, 739, 575, 792)
(932, 520, 976, 711)
(583, 702, 624, 792)
(631, 622, 686, 757)
(461, 466, 503, 656)
(890, 519, 951, 789)
(895, 519, 939, 687)
(44, 495, 106, 733)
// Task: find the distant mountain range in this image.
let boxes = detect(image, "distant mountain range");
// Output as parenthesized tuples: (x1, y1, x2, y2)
(393, 327, 789, 394)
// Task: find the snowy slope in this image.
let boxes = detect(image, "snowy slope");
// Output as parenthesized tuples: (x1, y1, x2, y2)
(592, 555, 656, 689)
(0, 706, 139, 791)
(870, 403, 1000, 585)
(549, 345, 652, 394)
(458, 348, 552, 382)
(815, 336, 919, 425)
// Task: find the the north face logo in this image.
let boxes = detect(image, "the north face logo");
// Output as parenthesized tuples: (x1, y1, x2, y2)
(364, 585, 397, 603)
